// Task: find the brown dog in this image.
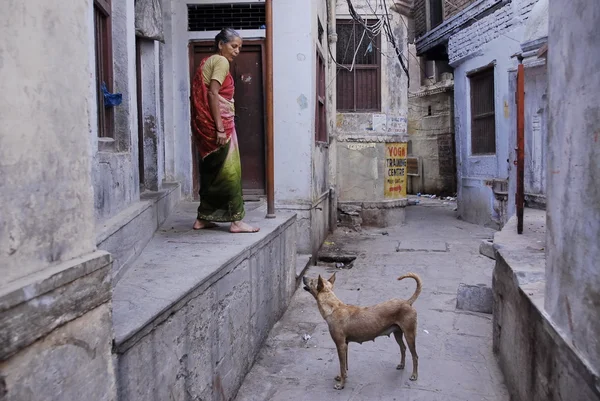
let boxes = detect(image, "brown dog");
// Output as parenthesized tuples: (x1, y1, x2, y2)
(303, 272, 422, 390)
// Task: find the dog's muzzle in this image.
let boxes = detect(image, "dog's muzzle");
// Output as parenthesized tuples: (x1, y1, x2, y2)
(302, 277, 310, 292)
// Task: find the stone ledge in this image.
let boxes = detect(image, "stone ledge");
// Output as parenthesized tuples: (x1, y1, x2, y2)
(0, 251, 112, 360)
(97, 182, 180, 283)
(113, 202, 298, 401)
(112, 202, 296, 352)
(492, 209, 600, 401)
(338, 199, 407, 228)
(340, 199, 408, 209)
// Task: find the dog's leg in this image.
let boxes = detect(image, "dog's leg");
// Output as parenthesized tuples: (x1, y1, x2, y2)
(404, 330, 418, 381)
(393, 330, 407, 370)
(333, 342, 348, 390)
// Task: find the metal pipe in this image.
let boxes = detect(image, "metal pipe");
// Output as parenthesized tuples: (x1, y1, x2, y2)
(265, 0, 275, 218)
(516, 57, 525, 234)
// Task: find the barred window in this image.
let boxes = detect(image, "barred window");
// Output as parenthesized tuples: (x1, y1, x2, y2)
(94, 0, 114, 137)
(469, 67, 496, 155)
(336, 19, 381, 112)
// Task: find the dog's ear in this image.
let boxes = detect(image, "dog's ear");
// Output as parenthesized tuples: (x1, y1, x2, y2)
(328, 272, 336, 285)
(317, 275, 325, 292)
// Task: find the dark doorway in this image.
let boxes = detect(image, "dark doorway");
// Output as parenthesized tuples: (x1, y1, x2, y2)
(189, 40, 266, 200)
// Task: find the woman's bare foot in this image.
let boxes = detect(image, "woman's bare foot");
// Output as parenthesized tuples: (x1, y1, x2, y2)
(230, 221, 260, 233)
(193, 219, 218, 230)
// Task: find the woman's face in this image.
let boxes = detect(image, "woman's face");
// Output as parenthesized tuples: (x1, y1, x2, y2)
(219, 37, 243, 62)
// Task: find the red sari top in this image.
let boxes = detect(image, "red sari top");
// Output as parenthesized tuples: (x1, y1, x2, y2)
(191, 56, 236, 159)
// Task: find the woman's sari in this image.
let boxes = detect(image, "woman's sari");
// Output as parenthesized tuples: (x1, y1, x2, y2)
(191, 56, 245, 222)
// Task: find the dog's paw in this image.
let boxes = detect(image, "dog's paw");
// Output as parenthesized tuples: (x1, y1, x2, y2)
(334, 383, 345, 390)
(396, 363, 405, 370)
(334, 375, 342, 382)
(409, 374, 418, 381)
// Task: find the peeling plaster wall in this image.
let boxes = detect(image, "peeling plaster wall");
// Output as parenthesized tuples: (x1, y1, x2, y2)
(546, 0, 600, 372)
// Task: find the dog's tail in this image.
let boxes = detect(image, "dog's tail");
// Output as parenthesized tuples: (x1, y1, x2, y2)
(397, 273, 422, 305)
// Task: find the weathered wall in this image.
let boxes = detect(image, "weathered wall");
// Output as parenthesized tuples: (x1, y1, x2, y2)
(335, 0, 410, 214)
(115, 219, 297, 401)
(545, 0, 600, 371)
(90, 0, 172, 282)
(0, 2, 117, 400)
(1, 302, 117, 401)
(273, 0, 314, 208)
(451, 30, 521, 227)
(448, 0, 537, 65)
(0, 0, 96, 285)
(444, 0, 477, 20)
(92, 0, 142, 224)
(449, 0, 542, 227)
(493, 213, 600, 401)
(408, 83, 456, 195)
(507, 63, 547, 209)
(139, 40, 166, 192)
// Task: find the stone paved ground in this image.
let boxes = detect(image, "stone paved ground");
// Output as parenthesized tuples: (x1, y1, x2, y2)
(235, 203, 509, 401)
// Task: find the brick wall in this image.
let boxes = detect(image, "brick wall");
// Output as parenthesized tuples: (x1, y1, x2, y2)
(444, 0, 478, 20)
(447, 0, 538, 64)
(437, 133, 455, 177)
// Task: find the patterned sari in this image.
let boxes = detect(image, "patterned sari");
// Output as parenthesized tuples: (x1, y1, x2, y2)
(191, 56, 245, 222)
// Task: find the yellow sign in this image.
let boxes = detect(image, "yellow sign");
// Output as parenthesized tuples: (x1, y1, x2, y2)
(384, 143, 407, 199)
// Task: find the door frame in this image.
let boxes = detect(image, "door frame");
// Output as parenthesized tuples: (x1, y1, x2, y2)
(188, 39, 267, 200)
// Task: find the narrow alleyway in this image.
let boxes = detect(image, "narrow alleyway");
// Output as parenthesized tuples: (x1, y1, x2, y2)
(235, 202, 508, 401)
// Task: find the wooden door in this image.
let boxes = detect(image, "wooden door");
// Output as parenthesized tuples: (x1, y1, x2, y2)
(189, 41, 266, 199)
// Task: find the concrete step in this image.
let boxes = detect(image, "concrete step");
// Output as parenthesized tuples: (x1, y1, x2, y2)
(295, 253, 312, 283)
(479, 238, 495, 259)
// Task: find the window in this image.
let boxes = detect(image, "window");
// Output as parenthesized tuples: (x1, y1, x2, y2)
(315, 51, 327, 142)
(187, 4, 266, 31)
(429, 0, 443, 29)
(94, 0, 114, 138)
(336, 19, 381, 112)
(469, 67, 496, 155)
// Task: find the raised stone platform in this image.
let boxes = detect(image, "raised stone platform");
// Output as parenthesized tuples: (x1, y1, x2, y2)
(112, 202, 297, 401)
(492, 209, 600, 401)
(338, 199, 407, 229)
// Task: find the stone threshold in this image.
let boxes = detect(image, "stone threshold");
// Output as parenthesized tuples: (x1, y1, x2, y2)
(112, 201, 296, 353)
(492, 209, 600, 401)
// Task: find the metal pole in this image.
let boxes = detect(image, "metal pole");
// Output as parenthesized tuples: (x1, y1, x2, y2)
(265, 0, 276, 219)
(516, 57, 525, 234)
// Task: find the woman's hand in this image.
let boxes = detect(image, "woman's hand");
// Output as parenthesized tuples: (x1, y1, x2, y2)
(216, 129, 227, 146)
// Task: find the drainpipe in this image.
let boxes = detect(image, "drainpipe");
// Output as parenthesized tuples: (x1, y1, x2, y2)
(328, 0, 337, 43)
(515, 55, 525, 234)
(327, 0, 337, 231)
(265, 0, 275, 218)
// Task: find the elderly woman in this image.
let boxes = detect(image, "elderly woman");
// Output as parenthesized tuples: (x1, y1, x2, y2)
(191, 28, 259, 233)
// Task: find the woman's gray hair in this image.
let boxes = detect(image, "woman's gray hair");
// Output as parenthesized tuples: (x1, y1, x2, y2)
(215, 28, 241, 50)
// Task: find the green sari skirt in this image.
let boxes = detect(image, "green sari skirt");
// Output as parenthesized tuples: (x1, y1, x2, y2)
(197, 132, 245, 222)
